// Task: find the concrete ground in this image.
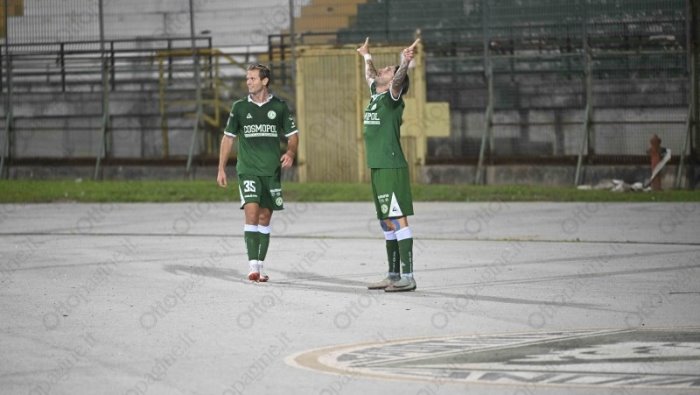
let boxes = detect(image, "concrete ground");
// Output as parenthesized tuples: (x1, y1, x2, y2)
(1, 201, 699, 395)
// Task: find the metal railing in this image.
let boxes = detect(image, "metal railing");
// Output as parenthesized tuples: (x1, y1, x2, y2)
(265, 5, 695, 187)
(0, 37, 260, 179)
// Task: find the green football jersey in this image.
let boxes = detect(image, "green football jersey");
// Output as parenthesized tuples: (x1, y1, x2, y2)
(224, 95, 298, 176)
(362, 82, 408, 169)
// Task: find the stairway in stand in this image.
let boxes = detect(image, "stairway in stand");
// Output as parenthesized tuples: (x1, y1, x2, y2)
(293, 0, 368, 44)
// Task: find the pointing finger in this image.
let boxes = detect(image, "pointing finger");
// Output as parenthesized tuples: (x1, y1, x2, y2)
(408, 38, 420, 49)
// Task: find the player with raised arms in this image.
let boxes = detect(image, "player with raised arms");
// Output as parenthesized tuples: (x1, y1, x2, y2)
(357, 37, 419, 292)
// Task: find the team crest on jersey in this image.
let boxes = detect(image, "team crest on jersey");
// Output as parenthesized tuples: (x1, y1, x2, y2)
(370, 103, 377, 111)
(267, 111, 277, 120)
(275, 197, 283, 206)
(380, 204, 389, 214)
(246, 113, 253, 119)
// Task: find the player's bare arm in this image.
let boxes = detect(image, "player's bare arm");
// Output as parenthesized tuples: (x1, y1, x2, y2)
(217, 135, 234, 187)
(357, 37, 377, 84)
(280, 133, 298, 169)
(391, 38, 419, 98)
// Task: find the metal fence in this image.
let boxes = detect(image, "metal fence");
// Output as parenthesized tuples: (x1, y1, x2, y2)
(0, 0, 226, 179)
(0, 0, 697, 186)
(329, 0, 695, 185)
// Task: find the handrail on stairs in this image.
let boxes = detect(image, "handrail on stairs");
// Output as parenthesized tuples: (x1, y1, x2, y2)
(155, 48, 248, 157)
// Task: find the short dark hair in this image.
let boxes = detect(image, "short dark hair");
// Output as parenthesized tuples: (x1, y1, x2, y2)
(247, 63, 271, 87)
(392, 65, 410, 95)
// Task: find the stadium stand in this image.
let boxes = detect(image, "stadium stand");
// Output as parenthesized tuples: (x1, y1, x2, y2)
(334, 0, 689, 163)
(1, 0, 695, 185)
(0, 0, 290, 178)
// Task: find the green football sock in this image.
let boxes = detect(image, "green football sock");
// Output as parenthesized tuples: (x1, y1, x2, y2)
(386, 239, 400, 274)
(398, 238, 413, 274)
(244, 228, 260, 261)
(258, 225, 271, 262)
(396, 227, 413, 274)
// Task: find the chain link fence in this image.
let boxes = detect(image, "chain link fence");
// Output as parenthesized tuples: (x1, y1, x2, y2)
(332, 0, 693, 185)
(1, 0, 696, 185)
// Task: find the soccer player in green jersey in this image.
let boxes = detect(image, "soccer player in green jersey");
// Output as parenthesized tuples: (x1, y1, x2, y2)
(357, 37, 419, 292)
(217, 64, 299, 283)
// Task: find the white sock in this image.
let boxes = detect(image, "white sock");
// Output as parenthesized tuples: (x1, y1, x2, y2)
(249, 260, 259, 272)
(395, 227, 413, 241)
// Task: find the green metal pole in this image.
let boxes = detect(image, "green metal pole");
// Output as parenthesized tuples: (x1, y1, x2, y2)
(695, 0, 700, 167)
(94, 0, 110, 180)
(476, 69, 493, 185)
(1, 109, 11, 179)
(574, 23, 593, 186)
(186, 0, 204, 177)
(1, 0, 12, 179)
(676, 103, 693, 189)
(475, 0, 492, 185)
(289, 0, 296, 91)
(676, 0, 696, 189)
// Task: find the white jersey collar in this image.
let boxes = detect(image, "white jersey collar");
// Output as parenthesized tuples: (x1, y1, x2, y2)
(248, 93, 274, 107)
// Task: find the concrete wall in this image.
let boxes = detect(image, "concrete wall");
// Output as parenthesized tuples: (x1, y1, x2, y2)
(430, 78, 689, 160)
(8, 163, 697, 190)
(422, 164, 698, 189)
(2, 89, 199, 159)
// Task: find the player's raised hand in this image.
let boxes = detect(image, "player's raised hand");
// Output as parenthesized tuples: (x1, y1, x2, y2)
(357, 37, 370, 57)
(402, 38, 420, 62)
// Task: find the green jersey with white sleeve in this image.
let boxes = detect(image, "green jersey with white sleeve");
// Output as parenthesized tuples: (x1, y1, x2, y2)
(362, 82, 408, 169)
(224, 94, 298, 176)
